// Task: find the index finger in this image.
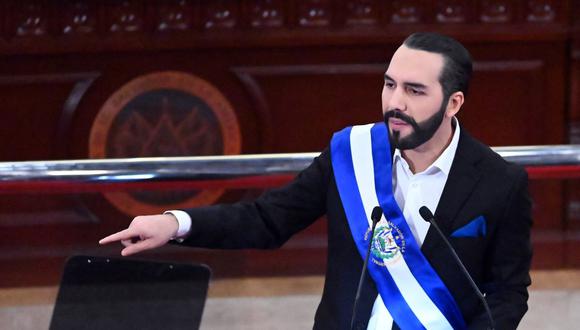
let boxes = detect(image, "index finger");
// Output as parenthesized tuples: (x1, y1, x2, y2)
(99, 228, 138, 245)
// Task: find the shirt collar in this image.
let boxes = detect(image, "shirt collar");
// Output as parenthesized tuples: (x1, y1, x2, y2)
(393, 117, 460, 176)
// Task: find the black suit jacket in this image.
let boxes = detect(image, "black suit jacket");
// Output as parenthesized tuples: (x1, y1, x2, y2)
(179, 129, 532, 330)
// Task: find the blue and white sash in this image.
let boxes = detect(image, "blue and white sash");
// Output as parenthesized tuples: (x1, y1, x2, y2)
(331, 123, 466, 330)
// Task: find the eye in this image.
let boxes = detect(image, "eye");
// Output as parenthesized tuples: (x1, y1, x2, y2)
(407, 87, 425, 95)
(384, 81, 395, 89)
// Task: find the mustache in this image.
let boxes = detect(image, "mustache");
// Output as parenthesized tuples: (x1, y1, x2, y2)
(383, 110, 417, 126)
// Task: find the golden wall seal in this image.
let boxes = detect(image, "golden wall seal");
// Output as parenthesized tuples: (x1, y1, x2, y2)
(89, 71, 241, 216)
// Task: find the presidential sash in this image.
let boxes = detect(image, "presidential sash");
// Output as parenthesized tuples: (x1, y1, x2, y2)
(331, 123, 466, 330)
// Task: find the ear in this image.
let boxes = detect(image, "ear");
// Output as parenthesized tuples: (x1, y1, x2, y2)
(445, 91, 464, 118)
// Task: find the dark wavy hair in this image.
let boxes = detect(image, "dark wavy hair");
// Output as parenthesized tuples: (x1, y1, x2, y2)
(403, 32, 473, 100)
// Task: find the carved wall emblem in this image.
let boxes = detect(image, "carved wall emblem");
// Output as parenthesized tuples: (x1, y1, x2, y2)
(89, 71, 241, 216)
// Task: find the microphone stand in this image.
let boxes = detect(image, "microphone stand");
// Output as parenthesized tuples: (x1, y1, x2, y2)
(350, 206, 382, 330)
(419, 206, 495, 330)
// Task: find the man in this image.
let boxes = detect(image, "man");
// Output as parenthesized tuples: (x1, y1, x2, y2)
(100, 32, 532, 329)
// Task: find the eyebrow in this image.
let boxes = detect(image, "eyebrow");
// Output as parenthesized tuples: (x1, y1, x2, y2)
(384, 73, 428, 90)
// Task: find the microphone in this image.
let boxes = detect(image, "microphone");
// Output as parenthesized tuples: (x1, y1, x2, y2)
(350, 206, 383, 330)
(418, 206, 495, 330)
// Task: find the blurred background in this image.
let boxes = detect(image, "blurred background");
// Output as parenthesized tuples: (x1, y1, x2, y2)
(0, 1, 579, 329)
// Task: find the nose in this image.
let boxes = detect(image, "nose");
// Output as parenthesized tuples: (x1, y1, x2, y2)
(383, 85, 406, 112)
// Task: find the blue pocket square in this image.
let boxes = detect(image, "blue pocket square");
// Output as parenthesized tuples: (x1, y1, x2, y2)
(451, 216, 486, 237)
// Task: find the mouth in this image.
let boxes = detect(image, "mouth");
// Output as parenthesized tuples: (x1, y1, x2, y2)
(388, 118, 410, 129)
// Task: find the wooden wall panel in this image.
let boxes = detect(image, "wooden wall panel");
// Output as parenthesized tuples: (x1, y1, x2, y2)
(0, 73, 99, 160)
(565, 0, 580, 267)
(0, 0, 576, 286)
(233, 63, 386, 152)
(463, 58, 561, 145)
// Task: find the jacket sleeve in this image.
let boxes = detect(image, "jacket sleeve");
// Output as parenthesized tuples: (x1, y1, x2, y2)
(469, 168, 532, 329)
(177, 148, 332, 249)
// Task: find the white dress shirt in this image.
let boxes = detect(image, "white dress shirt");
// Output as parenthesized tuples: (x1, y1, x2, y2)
(164, 210, 191, 242)
(168, 119, 461, 328)
(367, 119, 460, 329)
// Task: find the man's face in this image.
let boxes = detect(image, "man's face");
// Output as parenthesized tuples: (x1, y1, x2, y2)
(382, 45, 448, 150)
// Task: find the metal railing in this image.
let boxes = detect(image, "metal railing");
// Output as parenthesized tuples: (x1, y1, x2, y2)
(1, 145, 580, 193)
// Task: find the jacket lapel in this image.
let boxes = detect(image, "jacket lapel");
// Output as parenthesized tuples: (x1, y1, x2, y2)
(421, 130, 483, 255)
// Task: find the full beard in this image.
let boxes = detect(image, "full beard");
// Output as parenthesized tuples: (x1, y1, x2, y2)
(383, 101, 448, 150)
